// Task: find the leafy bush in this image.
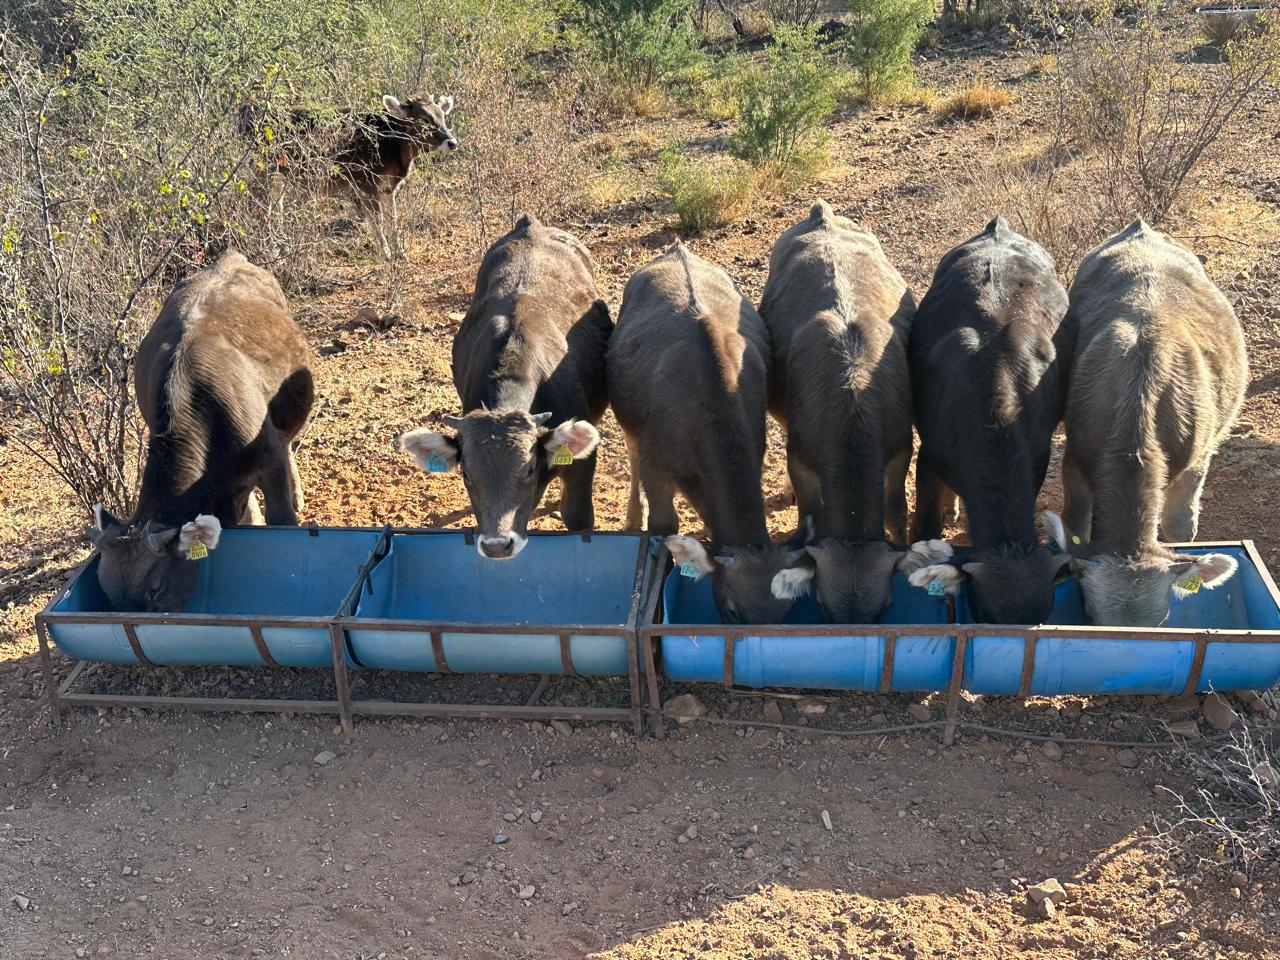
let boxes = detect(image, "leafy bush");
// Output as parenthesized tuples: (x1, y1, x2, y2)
(572, 0, 705, 111)
(725, 25, 839, 173)
(761, 0, 827, 28)
(840, 0, 933, 101)
(657, 148, 755, 233)
(934, 79, 1012, 120)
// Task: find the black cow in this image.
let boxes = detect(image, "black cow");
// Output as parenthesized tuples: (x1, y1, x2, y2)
(608, 243, 798, 625)
(90, 251, 315, 612)
(906, 217, 1071, 624)
(400, 214, 611, 559)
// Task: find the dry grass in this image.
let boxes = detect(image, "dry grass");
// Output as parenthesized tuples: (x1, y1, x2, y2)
(935, 80, 1013, 121)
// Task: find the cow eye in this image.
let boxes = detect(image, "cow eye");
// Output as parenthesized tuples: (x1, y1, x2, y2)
(525, 459, 537, 477)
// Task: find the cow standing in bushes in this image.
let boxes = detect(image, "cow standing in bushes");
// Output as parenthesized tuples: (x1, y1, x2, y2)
(91, 251, 315, 612)
(1055, 219, 1247, 626)
(608, 243, 798, 625)
(400, 214, 611, 559)
(905, 217, 1072, 624)
(759, 201, 928, 623)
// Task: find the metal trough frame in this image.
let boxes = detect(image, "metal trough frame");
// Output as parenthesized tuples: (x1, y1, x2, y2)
(36, 526, 659, 735)
(639, 540, 1280, 742)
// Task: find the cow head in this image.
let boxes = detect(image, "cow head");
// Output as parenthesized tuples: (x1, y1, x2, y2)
(382, 93, 458, 152)
(1049, 513, 1238, 627)
(770, 539, 912, 624)
(666, 535, 802, 625)
(906, 530, 1070, 625)
(88, 506, 221, 612)
(400, 412, 599, 559)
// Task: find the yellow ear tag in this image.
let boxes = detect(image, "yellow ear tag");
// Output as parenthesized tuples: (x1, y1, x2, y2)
(187, 540, 208, 561)
(1071, 535, 1081, 545)
(552, 446, 574, 466)
(1176, 573, 1202, 594)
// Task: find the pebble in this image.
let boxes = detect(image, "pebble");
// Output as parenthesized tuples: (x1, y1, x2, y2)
(1026, 878, 1067, 906)
(906, 703, 931, 723)
(683, 825, 698, 841)
(1166, 719, 1200, 739)
(991, 858, 1006, 870)
(494, 834, 508, 844)
(665, 693, 707, 725)
(460, 871, 477, 885)
(821, 809, 833, 831)
(1036, 897, 1057, 919)
(503, 812, 517, 822)
(562, 902, 578, 916)
(1011, 751, 1029, 764)
(1116, 749, 1140, 769)
(1231, 871, 1248, 889)
(530, 810, 543, 824)
(1236, 689, 1268, 715)
(313, 750, 336, 766)
(1041, 740, 1064, 761)
(762, 700, 784, 724)
(742, 846, 756, 860)
(549, 720, 573, 737)
(76, 950, 86, 958)
(11, 894, 30, 911)
(1202, 693, 1239, 731)
(1254, 762, 1279, 788)
(797, 698, 827, 716)
(518, 885, 536, 900)
(475, 758, 491, 768)
(869, 713, 888, 725)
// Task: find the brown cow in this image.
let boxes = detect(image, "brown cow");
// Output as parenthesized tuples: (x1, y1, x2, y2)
(89, 251, 314, 612)
(1057, 220, 1247, 626)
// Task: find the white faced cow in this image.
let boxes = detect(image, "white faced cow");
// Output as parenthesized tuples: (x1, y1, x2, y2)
(90, 252, 314, 612)
(608, 243, 799, 625)
(1057, 220, 1247, 626)
(400, 214, 610, 559)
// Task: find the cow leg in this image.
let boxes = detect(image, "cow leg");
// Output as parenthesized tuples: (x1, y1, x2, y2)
(361, 192, 392, 259)
(288, 440, 306, 515)
(1062, 446, 1093, 543)
(388, 187, 405, 260)
(910, 457, 950, 542)
(787, 453, 821, 546)
(624, 431, 646, 530)
(1162, 460, 1210, 543)
(259, 433, 299, 526)
(640, 465, 679, 537)
(560, 453, 597, 532)
(883, 447, 911, 544)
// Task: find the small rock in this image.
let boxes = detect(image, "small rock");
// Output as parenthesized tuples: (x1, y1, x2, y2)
(317, 339, 347, 357)
(665, 693, 707, 725)
(494, 834, 508, 844)
(821, 809, 833, 831)
(202, 918, 215, 927)
(313, 750, 336, 766)
(11, 894, 30, 911)
(1036, 897, 1057, 919)
(460, 871, 477, 885)
(535, 827, 558, 842)
(549, 719, 573, 737)
(797, 698, 828, 716)
(518, 885, 536, 900)
(1230, 886, 1242, 900)
(762, 700, 784, 724)
(742, 846, 756, 860)
(907, 703, 931, 723)
(561, 902, 578, 916)
(1167, 719, 1200, 739)
(475, 758, 491, 768)
(502, 812, 516, 822)
(1202, 693, 1239, 731)
(76, 950, 86, 958)
(1254, 761, 1279, 788)
(530, 810, 543, 824)
(1041, 740, 1064, 761)
(1011, 751, 1029, 764)
(1026, 879, 1067, 906)
(1236, 689, 1268, 715)
(991, 858, 1006, 870)
(869, 712, 888, 725)
(683, 825, 698, 841)
(1116, 749, 1140, 769)
(1231, 870, 1248, 889)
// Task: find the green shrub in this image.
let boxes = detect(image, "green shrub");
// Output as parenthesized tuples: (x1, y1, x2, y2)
(841, 0, 933, 101)
(572, 0, 705, 110)
(657, 148, 755, 233)
(726, 25, 839, 172)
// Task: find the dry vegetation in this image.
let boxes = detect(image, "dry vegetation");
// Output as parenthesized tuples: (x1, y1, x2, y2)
(4, 1, 1280, 958)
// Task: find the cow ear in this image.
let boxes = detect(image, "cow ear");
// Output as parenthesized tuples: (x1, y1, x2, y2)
(530, 411, 553, 428)
(382, 94, 406, 116)
(400, 429, 460, 472)
(665, 535, 715, 580)
(544, 420, 599, 462)
(93, 504, 123, 531)
(908, 563, 965, 596)
(438, 94, 454, 115)
(897, 539, 954, 574)
(89, 504, 128, 546)
(178, 515, 221, 554)
(143, 524, 178, 555)
(1172, 553, 1239, 597)
(771, 559, 815, 600)
(960, 562, 985, 578)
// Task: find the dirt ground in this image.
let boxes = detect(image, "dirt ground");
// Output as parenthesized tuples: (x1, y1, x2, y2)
(4, 26, 1280, 960)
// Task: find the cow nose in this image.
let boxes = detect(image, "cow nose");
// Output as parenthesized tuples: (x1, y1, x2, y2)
(479, 535, 514, 558)
(443, 137, 458, 150)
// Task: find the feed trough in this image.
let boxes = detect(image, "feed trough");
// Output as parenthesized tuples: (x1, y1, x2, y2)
(339, 530, 654, 731)
(36, 526, 383, 727)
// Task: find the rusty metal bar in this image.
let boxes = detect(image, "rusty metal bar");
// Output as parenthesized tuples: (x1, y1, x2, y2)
(56, 660, 89, 698)
(879, 632, 897, 694)
(1180, 635, 1209, 697)
(558, 633, 578, 677)
(642, 632, 664, 739)
(35, 619, 61, 728)
(625, 631, 643, 736)
(721, 633, 736, 689)
(122, 623, 154, 668)
(349, 700, 634, 722)
(56, 691, 345, 716)
(250, 625, 280, 668)
(429, 629, 451, 674)
(329, 623, 353, 735)
(943, 632, 969, 747)
(1018, 634, 1037, 698)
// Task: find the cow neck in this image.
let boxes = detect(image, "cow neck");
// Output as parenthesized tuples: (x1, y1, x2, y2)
(817, 435, 886, 542)
(699, 437, 770, 550)
(961, 487, 1040, 552)
(1089, 451, 1164, 554)
(132, 433, 216, 527)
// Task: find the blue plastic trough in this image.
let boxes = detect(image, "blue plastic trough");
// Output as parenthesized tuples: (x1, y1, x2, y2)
(42, 527, 381, 668)
(345, 531, 648, 677)
(656, 541, 1280, 698)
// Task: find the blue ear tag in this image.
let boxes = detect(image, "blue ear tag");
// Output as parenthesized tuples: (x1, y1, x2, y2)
(426, 454, 448, 473)
(679, 562, 700, 579)
(927, 579, 946, 598)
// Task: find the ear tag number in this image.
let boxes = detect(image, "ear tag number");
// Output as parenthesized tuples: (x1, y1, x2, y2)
(426, 454, 448, 472)
(927, 579, 946, 597)
(1177, 574, 1202, 594)
(552, 446, 574, 466)
(679, 562, 700, 579)
(187, 540, 208, 561)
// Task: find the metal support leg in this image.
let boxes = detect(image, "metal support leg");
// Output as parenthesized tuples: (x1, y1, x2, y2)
(642, 632, 664, 739)
(330, 623, 354, 735)
(943, 633, 968, 747)
(36, 619, 62, 729)
(626, 632, 643, 737)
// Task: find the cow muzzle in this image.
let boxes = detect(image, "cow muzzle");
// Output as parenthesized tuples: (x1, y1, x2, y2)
(477, 533, 526, 560)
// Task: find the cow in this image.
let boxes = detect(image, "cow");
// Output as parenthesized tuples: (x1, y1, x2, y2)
(904, 217, 1072, 625)
(1055, 219, 1247, 626)
(239, 93, 458, 258)
(399, 214, 610, 560)
(89, 251, 315, 612)
(756, 201, 922, 623)
(608, 243, 798, 625)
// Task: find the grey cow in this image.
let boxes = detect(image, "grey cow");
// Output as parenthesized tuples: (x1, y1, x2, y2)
(609, 243, 799, 625)
(90, 251, 315, 612)
(759, 201, 922, 623)
(400, 214, 611, 559)
(1057, 220, 1247, 626)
